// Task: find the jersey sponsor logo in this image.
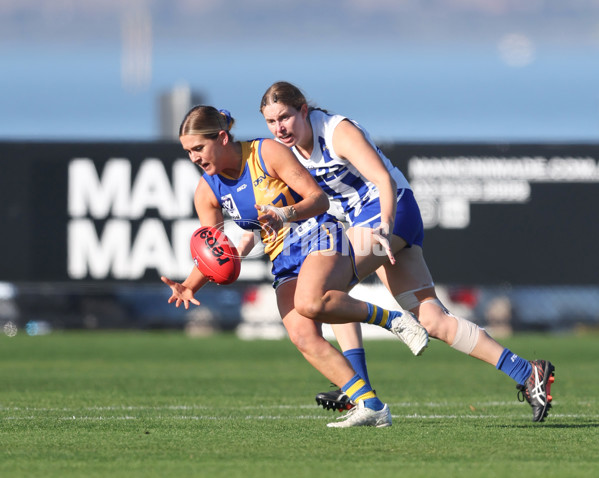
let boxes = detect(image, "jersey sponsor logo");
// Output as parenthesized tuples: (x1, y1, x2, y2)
(253, 174, 267, 187)
(237, 184, 247, 192)
(221, 194, 241, 220)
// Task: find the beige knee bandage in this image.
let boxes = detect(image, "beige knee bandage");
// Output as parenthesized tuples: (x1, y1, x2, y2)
(450, 316, 481, 355)
(395, 287, 481, 355)
(395, 285, 435, 311)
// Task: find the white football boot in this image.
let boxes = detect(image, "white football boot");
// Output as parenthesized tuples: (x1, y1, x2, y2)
(390, 313, 429, 356)
(327, 401, 392, 428)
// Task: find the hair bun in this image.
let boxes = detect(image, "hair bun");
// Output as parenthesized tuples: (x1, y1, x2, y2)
(219, 109, 233, 130)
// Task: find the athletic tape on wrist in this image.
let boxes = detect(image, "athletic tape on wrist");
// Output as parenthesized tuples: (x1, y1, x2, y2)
(259, 204, 296, 223)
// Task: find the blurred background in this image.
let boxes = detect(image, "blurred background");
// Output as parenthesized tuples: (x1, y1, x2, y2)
(2, 0, 599, 142)
(1, 0, 598, 339)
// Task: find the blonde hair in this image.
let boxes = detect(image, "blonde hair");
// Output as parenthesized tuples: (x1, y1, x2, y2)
(179, 106, 235, 138)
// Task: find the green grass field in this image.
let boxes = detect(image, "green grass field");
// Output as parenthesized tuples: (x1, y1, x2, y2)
(1, 331, 598, 477)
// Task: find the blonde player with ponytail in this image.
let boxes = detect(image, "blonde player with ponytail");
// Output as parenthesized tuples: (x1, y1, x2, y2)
(162, 105, 430, 428)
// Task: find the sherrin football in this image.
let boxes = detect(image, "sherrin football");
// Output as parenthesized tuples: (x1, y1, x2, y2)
(190, 226, 241, 285)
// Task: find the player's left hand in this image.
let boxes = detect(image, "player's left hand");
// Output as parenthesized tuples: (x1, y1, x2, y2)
(255, 204, 284, 242)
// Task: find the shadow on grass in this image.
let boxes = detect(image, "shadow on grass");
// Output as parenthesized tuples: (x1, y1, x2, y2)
(494, 422, 599, 429)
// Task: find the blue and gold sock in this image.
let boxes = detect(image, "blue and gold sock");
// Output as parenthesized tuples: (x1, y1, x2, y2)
(363, 302, 402, 330)
(342, 374, 383, 411)
(496, 348, 533, 385)
(343, 348, 371, 389)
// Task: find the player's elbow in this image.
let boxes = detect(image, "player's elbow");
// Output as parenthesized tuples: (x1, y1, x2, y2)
(312, 191, 329, 215)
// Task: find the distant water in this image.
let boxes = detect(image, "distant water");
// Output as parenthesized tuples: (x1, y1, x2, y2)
(1, 41, 598, 142)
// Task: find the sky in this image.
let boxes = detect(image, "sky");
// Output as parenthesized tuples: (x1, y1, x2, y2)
(1, 0, 598, 143)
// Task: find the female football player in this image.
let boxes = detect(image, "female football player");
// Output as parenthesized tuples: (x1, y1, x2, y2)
(259, 81, 555, 422)
(161, 105, 429, 428)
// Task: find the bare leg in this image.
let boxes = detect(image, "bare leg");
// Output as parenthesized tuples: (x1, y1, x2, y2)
(376, 245, 504, 366)
(276, 280, 356, 387)
(330, 323, 363, 350)
(325, 226, 409, 353)
(326, 226, 387, 353)
(293, 250, 370, 323)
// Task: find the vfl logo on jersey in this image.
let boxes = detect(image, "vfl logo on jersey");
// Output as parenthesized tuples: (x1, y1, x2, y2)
(253, 174, 267, 187)
(253, 173, 278, 199)
(221, 194, 241, 220)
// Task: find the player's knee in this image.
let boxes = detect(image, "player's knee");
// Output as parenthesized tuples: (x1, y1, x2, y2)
(286, 328, 309, 352)
(395, 288, 454, 339)
(413, 299, 482, 353)
(415, 308, 443, 337)
(294, 294, 326, 321)
(286, 325, 319, 354)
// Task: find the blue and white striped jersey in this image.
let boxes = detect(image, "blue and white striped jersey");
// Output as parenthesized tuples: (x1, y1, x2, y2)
(290, 109, 411, 222)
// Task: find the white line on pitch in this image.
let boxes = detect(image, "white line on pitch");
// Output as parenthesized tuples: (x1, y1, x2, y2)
(2, 413, 599, 421)
(1, 401, 581, 412)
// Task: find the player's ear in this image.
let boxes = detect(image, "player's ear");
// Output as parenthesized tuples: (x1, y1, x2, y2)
(300, 103, 309, 120)
(219, 130, 229, 146)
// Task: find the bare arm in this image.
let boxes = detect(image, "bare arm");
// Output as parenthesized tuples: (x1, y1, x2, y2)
(332, 120, 397, 262)
(256, 139, 329, 231)
(236, 230, 260, 257)
(332, 120, 397, 228)
(161, 177, 223, 308)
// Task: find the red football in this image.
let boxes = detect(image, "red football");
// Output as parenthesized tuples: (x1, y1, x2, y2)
(190, 226, 241, 285)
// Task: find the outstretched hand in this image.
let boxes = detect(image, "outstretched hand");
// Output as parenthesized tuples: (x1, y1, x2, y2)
(161, 276, 201, 309)
(372, 223, 396, 265)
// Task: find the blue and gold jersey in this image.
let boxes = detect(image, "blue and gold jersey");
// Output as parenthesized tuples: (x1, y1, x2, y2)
(201, 139, 336, 262)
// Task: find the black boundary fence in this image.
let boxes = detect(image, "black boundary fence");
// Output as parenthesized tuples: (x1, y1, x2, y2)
(1, 141, 598, 332)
